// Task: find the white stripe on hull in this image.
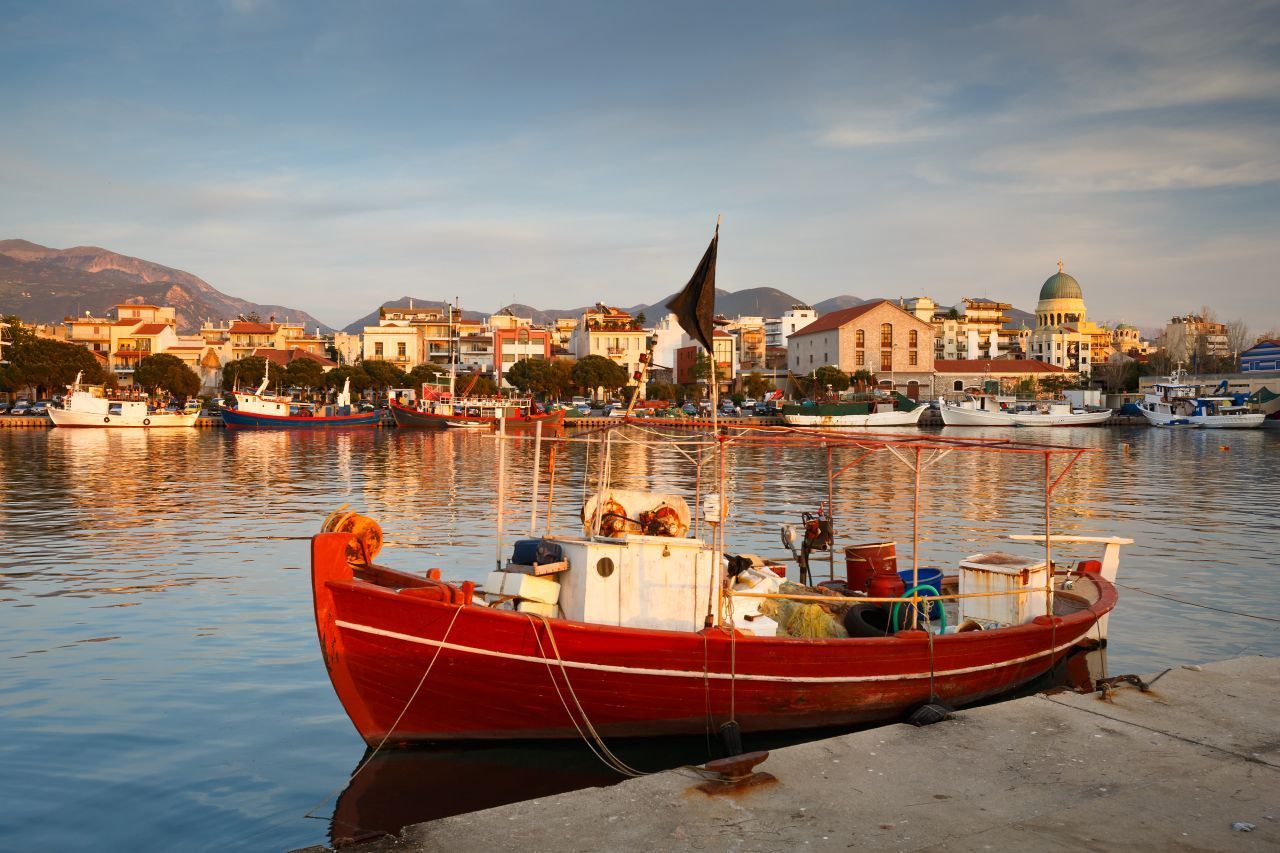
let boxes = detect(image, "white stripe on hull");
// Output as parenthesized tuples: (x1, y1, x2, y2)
(783, 407, 926, 427)
(335, 619, 1083, 684)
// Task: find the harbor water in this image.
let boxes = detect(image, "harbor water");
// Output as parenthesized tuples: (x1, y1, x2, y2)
(1, 426, 1277, 850)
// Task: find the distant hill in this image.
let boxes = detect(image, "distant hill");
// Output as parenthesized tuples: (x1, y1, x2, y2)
(0, 239, 331, 333)
(632, 286, 809, 324)
(812, 295, 867, 314)
(340, 297, 491, 334)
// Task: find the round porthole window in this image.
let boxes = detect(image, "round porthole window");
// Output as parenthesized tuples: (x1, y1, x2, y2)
(595, 557, 615, 578)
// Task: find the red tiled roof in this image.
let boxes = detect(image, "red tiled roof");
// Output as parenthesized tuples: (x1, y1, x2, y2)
(789, 300, 893, 337)
(229, 321, 279, 334)
(132, 323, 170, 336)
(251, 347, 337, 368)
(113, 318, 142, 326)
(934, 359, 1067, 374)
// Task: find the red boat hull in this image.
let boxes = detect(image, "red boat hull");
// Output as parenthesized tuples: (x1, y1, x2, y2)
(388, 401, 564, 430)
(312, 534, 1116, 745)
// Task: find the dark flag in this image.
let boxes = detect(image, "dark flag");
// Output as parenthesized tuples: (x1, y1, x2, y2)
(666, 224, 718, 352)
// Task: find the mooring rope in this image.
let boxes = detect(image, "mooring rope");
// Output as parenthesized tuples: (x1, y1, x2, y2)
(524, 613, 649, 778)
(303, 603, 466, 821)
(1117, 583, 1280, 624)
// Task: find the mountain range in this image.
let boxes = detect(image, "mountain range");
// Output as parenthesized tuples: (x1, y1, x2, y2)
(3, 238, 1037, 337)
(0, 240, 331, 334)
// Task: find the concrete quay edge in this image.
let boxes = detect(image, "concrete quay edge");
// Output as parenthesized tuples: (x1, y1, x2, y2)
(303, 655, 1280, 853)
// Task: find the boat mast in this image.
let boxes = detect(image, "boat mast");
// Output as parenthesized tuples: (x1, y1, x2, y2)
(449, 297, 458, 400)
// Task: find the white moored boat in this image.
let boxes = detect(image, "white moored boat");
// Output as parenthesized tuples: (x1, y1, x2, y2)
(48, 372, 199, 428)
(938, 394, 1111, 427)
(782, 393, 927, 427)
(1137, 368, 1263, 429)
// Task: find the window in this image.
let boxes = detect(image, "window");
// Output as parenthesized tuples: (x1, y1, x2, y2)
(856, 351, 865, 366)
(909, 330, 918, 348)
(374, 342, 384, 356)
(953, 380, 964, 391)
(909, 351, 918, 366)
(809, 354, 813, 365)
(856, 329, 864, 348)
(880, 351, 892, 372)
(397, 342, 406, 358)
(880, 323, 893, 348)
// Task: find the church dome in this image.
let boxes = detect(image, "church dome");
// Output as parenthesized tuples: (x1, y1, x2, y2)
(1039, 268, 1082, 301)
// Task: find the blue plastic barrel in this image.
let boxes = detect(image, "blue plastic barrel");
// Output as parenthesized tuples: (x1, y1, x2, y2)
(897, 568, 943, 621)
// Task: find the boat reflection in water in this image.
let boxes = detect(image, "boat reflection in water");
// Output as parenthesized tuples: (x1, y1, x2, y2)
(326, 647, 1102, 847)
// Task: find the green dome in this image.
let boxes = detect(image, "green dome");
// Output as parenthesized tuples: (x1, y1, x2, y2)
(1039, 270, 1082, 301)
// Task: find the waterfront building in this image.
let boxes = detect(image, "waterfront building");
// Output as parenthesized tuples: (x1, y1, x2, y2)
(457, 331, 495, 372)
(360, 303, 458, 368)
(725, 316, 768, 370)
(902, 296, 1019, 360)
(765, 304, 817, 350)
(1026, 262, 1109, 377)
(253, 346, 338, 371)
(331, 332, 362, 366)
(494, 325, 552, 386)
(1241, 339, 1280, 373)
(931, 358, 1069, 399)
(551, 317, 579, 350)
(648, 313, 688, 372)
(787, 299, 934, 398)
(1162, 313, 1230, 360)
(1112, 324, 1154, 357)
(569, 303, 649, 389)
(200, 318, 324, 362)
(674, 331, 738, 396)
(65, 313, 114, 357)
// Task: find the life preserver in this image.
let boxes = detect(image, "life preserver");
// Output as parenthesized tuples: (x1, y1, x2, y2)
(143, 418, 151, 425)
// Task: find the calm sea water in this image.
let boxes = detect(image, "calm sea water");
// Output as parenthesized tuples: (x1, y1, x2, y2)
(1, 425, 1277, 850)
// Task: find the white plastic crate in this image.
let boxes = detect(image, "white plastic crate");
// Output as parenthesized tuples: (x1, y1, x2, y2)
(957, 552, 1048, 626)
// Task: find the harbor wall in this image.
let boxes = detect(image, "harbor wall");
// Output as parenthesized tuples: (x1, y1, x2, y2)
(311, 655, 1280, 853)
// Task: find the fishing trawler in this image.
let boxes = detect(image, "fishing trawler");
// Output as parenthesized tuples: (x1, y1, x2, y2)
(939, 394, 1111, 426)
(781, 392, 928, 427)
(48, 372, 199, 428)
(221, 377, 380, 428)
(1137, 368, 1264, 429)
(389, 390, 564, 430)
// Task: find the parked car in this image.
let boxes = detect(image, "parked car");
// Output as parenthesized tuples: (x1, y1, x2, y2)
(681, 403, 698, 416)
(742, 398, 758, 409)
(29, 400, 51, 416)
(9, 400, 32, 416)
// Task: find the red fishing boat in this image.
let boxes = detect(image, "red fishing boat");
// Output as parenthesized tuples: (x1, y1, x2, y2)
(388, 395, 564, 430)
(310, 426, 1123, 747)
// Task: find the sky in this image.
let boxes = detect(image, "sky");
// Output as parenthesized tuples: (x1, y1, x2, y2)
(2, 0, 1278, 333)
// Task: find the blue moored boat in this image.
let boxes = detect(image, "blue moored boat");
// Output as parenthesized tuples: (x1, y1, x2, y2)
(220, 377, 380, 429)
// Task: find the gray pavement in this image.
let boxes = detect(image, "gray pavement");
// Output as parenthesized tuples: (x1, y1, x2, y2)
(315, 656, 1280, 852)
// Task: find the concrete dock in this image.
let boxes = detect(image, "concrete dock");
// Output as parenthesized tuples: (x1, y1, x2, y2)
(322, 656, 1280, 852)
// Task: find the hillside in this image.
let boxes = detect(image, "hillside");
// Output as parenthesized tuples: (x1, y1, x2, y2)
(339, 297, 491, 334)
(0, 240, 332, 333)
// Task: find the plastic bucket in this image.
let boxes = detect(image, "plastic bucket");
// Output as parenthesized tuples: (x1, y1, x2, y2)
(897, 567, 943, 621)
(845, 542, 897, 593)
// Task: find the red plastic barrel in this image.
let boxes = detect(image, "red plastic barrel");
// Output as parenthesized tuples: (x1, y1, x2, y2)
(845, 541, 897, 593)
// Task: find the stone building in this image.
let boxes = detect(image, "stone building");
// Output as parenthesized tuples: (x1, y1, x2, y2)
(787, 299, 935, 398)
